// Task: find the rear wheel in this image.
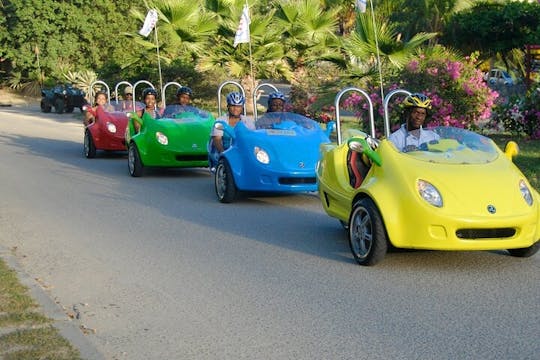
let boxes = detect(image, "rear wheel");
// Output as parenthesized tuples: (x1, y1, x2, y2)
(55, 98, 64, 114)
(507, 241, 540, 258)
(84, 130, 96, 158)
(128, 142, 144, 177)
(215, 158, 237, 203)
(66, 106, 74, 113)
(348, 198, 388, 266)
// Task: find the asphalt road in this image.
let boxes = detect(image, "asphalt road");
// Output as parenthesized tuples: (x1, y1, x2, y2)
(0, 105, 539, 360)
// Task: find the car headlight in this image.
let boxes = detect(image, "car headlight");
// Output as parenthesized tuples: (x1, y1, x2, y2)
(156, 132, 168, 145)
(417, 179, 443, 207)
(106, 122, 117, 133)
(519, 180, 533, 206)
(254, 147, 270, 164)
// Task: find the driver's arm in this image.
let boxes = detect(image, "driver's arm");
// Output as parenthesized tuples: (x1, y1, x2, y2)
(212, 136, 224, 153)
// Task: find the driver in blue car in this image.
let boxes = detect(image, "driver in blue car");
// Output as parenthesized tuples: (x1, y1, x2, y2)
(208, 92, 255, 171)
(388, 93, 440, 152)
(267, 91, 286, 113)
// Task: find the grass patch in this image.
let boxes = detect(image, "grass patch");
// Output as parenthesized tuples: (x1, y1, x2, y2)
(0, 258, 82, 360)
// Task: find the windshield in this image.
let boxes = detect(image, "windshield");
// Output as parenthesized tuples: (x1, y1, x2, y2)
(255, 112, 319, 132)
(393, 126, 499, 164)
(161, 105, 211, 120)
(112, 101, 144, 113)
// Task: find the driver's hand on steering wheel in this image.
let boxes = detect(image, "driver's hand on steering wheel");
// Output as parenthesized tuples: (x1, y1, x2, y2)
(404, 145, 418, 152)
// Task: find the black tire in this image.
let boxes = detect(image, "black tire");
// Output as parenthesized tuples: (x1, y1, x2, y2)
(215, 158, 237, 203)
(507, 241, 540, 258)
(348, 198, 388, 266)
(55, 98, 64, 114)
(40, 100, 51, 113)
(128, 142, 144, 177)
(84, 130, 97, 158)
(66, 106, 74, 113)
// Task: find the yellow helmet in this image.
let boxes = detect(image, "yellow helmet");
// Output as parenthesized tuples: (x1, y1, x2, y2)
(403, 93, 432, 110)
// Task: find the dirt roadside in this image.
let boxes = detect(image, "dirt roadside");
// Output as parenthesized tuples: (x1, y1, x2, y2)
(0, 88, 40, 107)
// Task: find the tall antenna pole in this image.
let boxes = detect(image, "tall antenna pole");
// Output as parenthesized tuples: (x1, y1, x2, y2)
(369, 0, 385, 103)
(154, 24, 163, 97)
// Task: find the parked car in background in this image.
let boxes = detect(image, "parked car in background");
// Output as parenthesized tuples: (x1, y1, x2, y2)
(484, 69, 514, 86)
(40, 84, 86, 114)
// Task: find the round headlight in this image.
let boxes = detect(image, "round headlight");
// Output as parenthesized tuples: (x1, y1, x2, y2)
(519, 180, 533, 206)
(106, 122, 117, 133)
(417, 179, 443, 207)
(254, 147, 270, 164)
(156, 132, 168, 145)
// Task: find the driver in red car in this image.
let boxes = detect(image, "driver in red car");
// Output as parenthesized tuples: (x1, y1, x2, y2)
(84, 91, 114, 126)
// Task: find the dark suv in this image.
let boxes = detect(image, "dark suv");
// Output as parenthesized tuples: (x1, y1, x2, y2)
(40, 84, 87, 114)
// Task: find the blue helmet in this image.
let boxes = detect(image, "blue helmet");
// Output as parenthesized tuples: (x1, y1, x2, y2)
(268, 91, 286, 106)
(226, 92, 245, 106)
(142, 87, 157, 99)
(176, 86, 193, 97)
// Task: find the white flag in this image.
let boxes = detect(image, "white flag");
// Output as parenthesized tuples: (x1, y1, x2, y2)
(356, 0, 367, 13)
(139, 9, 158, 37)
(233, 4, 251, 47)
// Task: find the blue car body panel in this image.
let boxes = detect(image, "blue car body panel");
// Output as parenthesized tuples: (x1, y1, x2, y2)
(219, 112, 333, 193)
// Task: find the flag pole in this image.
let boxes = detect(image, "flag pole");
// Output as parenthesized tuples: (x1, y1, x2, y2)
(154, 23, 163, 96)
(246, 2, 255, 113)
(369, 1, 385, 103)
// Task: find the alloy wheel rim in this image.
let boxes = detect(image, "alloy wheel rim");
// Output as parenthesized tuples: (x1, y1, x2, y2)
(351, 208, 372, 259)
(216, 165, 226, 199)
(128, 146, 135, 173)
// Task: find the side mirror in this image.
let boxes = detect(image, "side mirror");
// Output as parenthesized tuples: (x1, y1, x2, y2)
(504, 141, 519, 160)
(348, 137, 382, 166)
(214, 120, 235, 140)
(325, 121, 336, 137)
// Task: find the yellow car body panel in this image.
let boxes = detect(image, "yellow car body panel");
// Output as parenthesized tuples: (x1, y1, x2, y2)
(318, 130, 540, 251)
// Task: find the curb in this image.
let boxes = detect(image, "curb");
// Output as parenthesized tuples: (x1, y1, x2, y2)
(0, 246, 106, 360)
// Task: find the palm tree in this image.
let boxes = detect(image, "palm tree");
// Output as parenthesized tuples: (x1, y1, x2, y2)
(342, 11, 437, 85)
(124, 0, 218, 72)
(197, 0, 293, 114)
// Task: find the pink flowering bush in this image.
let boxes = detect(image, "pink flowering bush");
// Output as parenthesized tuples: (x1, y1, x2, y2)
(491, 89, 540, 139)
(342, 51, 499, 132)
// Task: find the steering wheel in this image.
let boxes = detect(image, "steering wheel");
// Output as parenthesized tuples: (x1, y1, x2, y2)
(273, 120, 297, 130)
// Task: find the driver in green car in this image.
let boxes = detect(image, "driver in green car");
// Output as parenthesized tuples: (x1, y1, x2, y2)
(208, 92, 255, 171)
(134, 88, 161, 133)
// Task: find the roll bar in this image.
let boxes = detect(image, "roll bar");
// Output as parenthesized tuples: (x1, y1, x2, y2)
(114, 81, 133, 105)
(383, 89, 411, 138)
(217, 80, 246, 118)
(252, 83, 279, 121)
(161, 81, 183, 107)
(132, 80, 155, 110)
(88, 80, 111, 105)
(334, 87, 375, 145)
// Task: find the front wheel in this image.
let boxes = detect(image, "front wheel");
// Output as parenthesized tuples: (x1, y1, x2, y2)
(215, 158, 237, 203)
(55, 98, 64, 114)
(507, 241, 540, 258)
(40, 100, 51, 113)
(84, 130, 96, 158)
(128, 142, 144, 177)
(348, 198, 388, 266)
